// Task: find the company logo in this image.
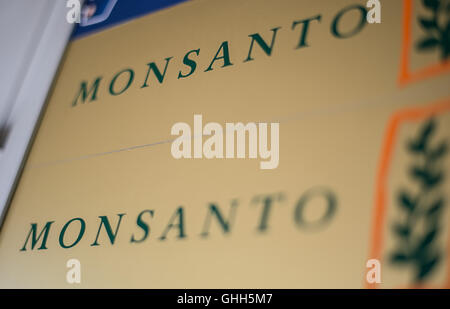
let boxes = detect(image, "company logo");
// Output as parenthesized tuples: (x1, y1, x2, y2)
(416, 0, 449, 60)
(367, 98, 450, 288)
(170, 115, 279, 169)
(399, 0, 450, 85)
(69, 3, 371, 107)
(19, 187, 337, 252)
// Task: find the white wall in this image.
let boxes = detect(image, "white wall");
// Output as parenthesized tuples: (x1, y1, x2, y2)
(0, 0, 75, 227)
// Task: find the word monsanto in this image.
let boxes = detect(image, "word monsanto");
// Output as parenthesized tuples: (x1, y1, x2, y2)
(70, 4, 371, 107)
(20, 187, 337, 251)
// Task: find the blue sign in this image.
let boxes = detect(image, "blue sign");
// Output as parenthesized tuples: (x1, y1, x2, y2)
(72, 0, 188, 39)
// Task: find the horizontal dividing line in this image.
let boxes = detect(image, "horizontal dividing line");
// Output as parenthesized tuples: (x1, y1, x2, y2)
(30, 138, 175, 168)
(28, 85, 445, 169)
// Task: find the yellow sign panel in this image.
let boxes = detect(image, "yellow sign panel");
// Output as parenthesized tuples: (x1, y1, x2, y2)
(0, 0, 449, 288)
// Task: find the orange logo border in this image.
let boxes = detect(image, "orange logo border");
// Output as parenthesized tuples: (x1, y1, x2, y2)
(367, 98, 450, 289)
(398, 0, 450, 86)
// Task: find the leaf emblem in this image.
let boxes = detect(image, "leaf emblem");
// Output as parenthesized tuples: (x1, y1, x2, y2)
(389, 117, 447, 284)
(416, 0, 450, 60)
